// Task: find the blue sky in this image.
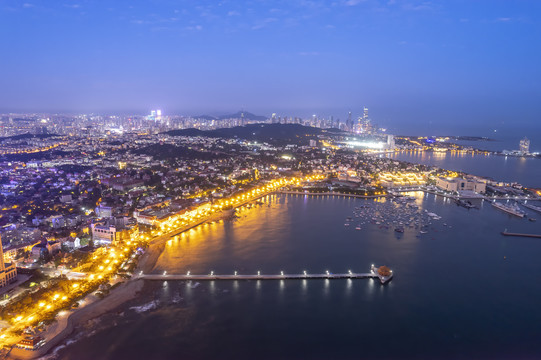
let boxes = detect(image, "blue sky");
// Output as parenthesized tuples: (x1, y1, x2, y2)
(1, 0, 540, 132)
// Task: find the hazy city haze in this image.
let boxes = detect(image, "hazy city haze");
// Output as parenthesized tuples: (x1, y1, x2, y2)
(1, 0, 540, 130)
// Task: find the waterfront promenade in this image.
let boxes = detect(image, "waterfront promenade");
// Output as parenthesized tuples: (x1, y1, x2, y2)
(279, 190, 387, 199)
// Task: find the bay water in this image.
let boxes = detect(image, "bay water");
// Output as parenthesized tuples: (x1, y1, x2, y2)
(57, 193, 541, 360)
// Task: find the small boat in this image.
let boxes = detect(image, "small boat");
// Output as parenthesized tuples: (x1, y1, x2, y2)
(355, 226, 362, 230)
(344, 223, 350, 226)
(529, 218, 537, 222)
(394, 227, 404, 233)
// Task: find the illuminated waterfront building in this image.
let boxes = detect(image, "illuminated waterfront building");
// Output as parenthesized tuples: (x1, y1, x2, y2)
(519, 137, 530, 154)
(436, 177, 486, 194)
(379, 172, 426, 188)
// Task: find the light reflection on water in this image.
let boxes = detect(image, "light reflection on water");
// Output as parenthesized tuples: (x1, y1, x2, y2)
(59, 193, 541, 360)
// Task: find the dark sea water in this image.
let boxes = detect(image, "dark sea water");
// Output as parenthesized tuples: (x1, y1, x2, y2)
(383, 151, 541, 188)
(57, 194, 541, 360)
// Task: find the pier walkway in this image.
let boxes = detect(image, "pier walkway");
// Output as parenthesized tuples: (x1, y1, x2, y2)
(138, 266, 393, 284)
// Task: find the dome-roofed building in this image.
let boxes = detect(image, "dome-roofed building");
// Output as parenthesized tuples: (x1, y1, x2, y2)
(377, 266, 392, 277)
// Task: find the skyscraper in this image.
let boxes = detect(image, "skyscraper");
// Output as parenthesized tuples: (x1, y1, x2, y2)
(519, 137, 530, 154)
(387, 135, 395, 150)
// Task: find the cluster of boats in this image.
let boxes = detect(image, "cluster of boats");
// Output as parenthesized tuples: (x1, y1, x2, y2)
(491, 201, 541, 220)
(344, 196, 444, 236)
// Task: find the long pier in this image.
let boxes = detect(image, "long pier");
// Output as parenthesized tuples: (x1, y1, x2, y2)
(501, 231, 541, 239)
(138, 266, 393, 284)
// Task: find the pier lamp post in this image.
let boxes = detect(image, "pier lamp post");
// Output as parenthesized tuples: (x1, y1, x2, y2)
(303, 270, 307, 276)
(163, 271, 167, 276)
(257, 271, 261, 276)
(281, 271, 284, 276)
(187, 271, 190, 276)
(348, 270, 352, 275)
(326, 270, 330, 276)
(210, 271, 214, 276)
(234, 271, 237, 276)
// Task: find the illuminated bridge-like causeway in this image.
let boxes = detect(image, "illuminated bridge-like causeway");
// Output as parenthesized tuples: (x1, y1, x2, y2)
(138, 265, 393, 284)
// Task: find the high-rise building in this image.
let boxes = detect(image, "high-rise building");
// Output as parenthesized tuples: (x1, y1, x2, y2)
(387, 135, 395, 150)
(0, 235, 17, 288)
(519, 137, 530, 154)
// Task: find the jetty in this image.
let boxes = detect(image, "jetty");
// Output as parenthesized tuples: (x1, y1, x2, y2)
(139, 265, 393, 284)
(501, 231, 541, 239)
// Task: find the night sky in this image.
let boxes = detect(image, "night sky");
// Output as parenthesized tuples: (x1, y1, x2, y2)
(1, 0, 540, 131)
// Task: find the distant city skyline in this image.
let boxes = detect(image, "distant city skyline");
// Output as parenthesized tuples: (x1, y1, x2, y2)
(1, 0, 541, 131)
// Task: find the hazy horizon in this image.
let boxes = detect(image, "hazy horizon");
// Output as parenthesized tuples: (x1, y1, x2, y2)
(1, 0, 540, 132)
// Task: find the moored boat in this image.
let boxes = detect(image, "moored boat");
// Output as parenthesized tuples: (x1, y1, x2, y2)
(491, 201, 525, 218)
(522, 202, 541, 213)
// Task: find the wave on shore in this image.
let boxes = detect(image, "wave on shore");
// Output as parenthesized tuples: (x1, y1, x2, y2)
(129, 300, 160, 313)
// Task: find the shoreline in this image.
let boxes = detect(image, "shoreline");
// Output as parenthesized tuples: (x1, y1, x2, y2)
(9, 187, 539, 358)
(8, 279, 144, 360)
(6, 194, 273, 358)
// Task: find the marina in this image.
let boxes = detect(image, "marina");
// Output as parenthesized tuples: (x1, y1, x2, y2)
(342, 193, 444, 236)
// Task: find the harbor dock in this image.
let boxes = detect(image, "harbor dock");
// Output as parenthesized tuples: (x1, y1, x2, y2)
(501, 231, 541, 239)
